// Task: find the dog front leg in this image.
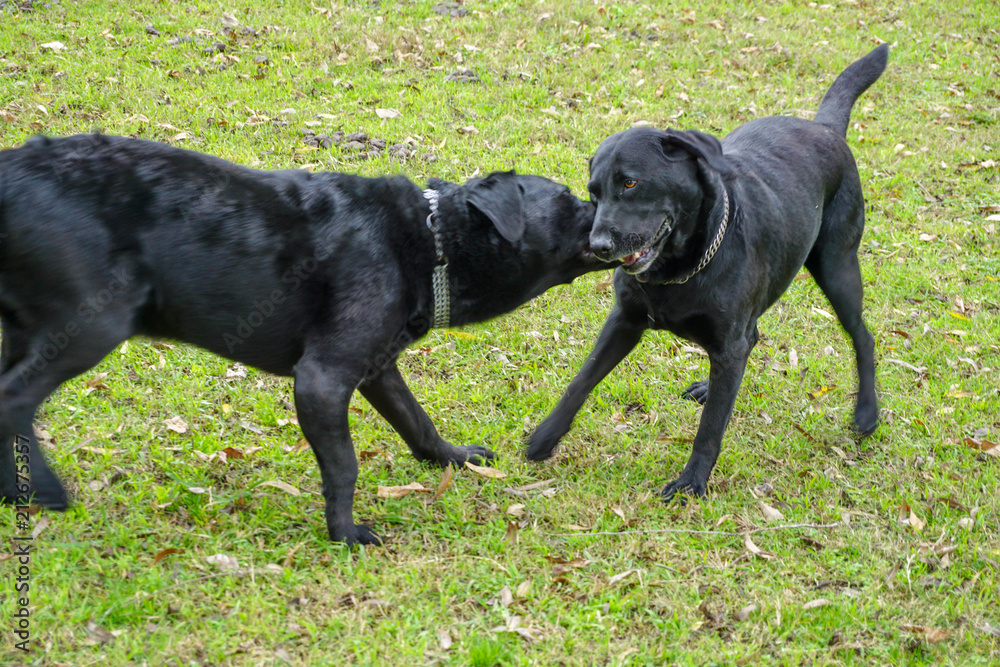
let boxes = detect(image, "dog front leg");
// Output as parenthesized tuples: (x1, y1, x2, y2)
(294, 355, 380, 546)
(661, 343, 751, 503)
(359, 363, 495, 466)
(526, 305, 647, 461)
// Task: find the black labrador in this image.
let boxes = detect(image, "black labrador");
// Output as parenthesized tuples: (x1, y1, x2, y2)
(0, 134, 603, 545)
(527, 45, 888, 501)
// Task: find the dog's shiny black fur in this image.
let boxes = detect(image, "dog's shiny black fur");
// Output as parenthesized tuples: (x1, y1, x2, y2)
(527, 46, 888, 501)
(0, 134, 602, 544)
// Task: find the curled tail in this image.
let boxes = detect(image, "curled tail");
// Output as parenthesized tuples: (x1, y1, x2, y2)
(814, 43, 889, 137)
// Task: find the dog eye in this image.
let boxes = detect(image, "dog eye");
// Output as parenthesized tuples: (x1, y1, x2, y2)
(623, 179, 637, 189)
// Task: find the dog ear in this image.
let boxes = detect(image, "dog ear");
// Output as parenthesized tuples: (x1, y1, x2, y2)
(465, 170, 526, 243)
(661, 129, 730, 174)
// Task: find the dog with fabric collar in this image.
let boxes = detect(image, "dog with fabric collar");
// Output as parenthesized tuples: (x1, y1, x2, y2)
(526, 45, 888, 501)
(0, 133, 603, 545)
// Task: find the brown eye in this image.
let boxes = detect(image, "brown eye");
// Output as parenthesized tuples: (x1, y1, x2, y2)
(624, 179, 637, 189)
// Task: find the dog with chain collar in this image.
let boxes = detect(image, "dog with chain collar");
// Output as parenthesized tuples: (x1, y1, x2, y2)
(527, 45, 888, 501)
(0, 134, 604, 545)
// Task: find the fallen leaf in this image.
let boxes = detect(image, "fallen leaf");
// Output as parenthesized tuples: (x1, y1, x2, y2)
(964, 437, 999, 456)
(259, 480, 302, 496)
(735, 603, 757, 622)
(31, 515, 51, 539)
(375, 107, 402, 119)
(153, 547, 183, 565)
(803, 598, 832, 610)
(900, 502, 926, 530)
(506, 503, 526, 519)
(376, 482, 430, 499)
(205, 553, 240, 571)
(430, 464, 455, 502)
(759, 501, 785, 522)
(504, 519, 518, 546)
(464, 461, 507, 478)
(902, 624, 950, 643)
(608, 569, 638, 586)
(743, 534, 775, 559)
(164, 416, 189, 434)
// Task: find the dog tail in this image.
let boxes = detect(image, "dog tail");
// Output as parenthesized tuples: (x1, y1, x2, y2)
(814, 43, 889, 138)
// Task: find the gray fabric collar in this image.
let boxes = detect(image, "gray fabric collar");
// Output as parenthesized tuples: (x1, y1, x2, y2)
(423, 189, 450, 328)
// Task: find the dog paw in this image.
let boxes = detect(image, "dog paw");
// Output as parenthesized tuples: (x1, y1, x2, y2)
(660, 475, 708, 505)
(445, 444, 496, 467)
(852, 399, 879, 438)
(330, 523, 383, 547)
(681, 380, 709, 405)
(525, 422, 564, 461)
(1, 481, 70, 510)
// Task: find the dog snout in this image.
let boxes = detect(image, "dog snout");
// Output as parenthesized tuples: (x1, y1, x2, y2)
(588, 230, 617, 261)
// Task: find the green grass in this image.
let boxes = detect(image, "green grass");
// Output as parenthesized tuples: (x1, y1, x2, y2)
(2, 0, 999, 664)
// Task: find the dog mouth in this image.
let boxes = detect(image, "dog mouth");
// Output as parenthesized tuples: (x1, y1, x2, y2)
(619, 216, 672, 274)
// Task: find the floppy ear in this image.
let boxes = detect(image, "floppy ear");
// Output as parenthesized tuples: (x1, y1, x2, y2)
(661, 129, 730, 174)
(465, 170, 526, 243)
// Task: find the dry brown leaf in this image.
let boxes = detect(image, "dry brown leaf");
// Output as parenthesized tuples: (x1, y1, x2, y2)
(464, 461, 506, 478)
(31, 515, 51, 539)
(430, 464, 455, 502)
(743, 534, 775, 559)
(735, 603, 757, 622)
(964, 437, 999, 456)
(376, 482, 430, 499)
(759, 501, 785, 522)
(803, 598, 832, 610)
(902, 624, 951, 643)
(153, 547, 183, 565)
(205, 553, 240, 571)
(506, 503, 526, 518)
(608, 569, 638, 586)
(259, 480, 301, 496)
(163, 416, 189, 434)
(900, 502, 926, 531)
(504, 519, 518, 546)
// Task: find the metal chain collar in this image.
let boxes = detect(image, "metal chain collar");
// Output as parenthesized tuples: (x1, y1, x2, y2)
(660, 185, 730, 285)
(423, 189, 450, 329)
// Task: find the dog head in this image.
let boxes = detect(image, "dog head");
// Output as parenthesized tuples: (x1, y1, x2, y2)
(459, 170, 602, 278)
(434, 170, 603, 325)
(587, 127, 729, 276)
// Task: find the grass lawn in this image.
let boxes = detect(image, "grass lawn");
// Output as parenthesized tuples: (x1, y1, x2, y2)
(1, 0, 998, 664)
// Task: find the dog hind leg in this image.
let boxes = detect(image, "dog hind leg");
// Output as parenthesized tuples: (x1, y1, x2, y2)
(0, 317, 134, 508)
(805, 233, 879, 436)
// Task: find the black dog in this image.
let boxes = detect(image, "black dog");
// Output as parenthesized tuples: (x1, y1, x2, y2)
(0, 134, 602, 544)
(527, 45, 888, 501)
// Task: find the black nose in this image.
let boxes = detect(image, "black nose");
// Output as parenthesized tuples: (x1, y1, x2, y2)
(589, 232, 616, 261)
